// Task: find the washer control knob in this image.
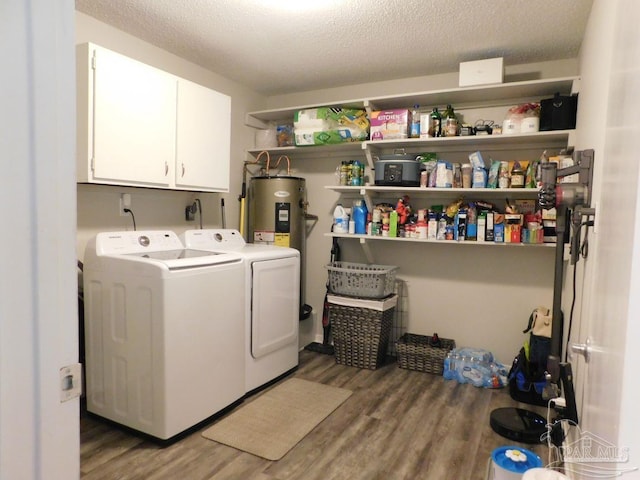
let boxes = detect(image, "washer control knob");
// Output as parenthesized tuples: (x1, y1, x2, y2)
(138, 235, 150, 247)
(215, 233, 223, 242)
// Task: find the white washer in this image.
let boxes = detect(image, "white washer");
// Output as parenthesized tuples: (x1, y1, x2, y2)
(83, 230, 245, 441)
(182, 229, 300, 393)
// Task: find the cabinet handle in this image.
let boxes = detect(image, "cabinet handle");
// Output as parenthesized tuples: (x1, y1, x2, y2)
(182, 163, 185, 177)
(165, 162, 168, 176)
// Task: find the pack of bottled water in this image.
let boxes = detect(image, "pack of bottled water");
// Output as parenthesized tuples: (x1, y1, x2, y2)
(443, 347, 508, 389)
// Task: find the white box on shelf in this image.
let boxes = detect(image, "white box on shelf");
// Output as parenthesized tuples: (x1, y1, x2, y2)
(459, 58, 504, 87)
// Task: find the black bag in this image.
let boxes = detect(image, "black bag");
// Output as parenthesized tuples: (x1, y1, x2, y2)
(508, 340, 550, 406)
(507, 307, 554, 406)
(539, 93, 578, 131)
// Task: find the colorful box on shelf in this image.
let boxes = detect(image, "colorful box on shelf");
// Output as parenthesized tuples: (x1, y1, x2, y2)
(369, 109, 409, 140)
(522, 227, 544, 244)
(293, 107, 369, 146)
(504, 213, 523, 243)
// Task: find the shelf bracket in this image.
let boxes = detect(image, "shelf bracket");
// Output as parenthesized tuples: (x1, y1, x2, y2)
(361, 188, 374, 212)
(362, 142, 376, 171)
(359, 237, 374, 263)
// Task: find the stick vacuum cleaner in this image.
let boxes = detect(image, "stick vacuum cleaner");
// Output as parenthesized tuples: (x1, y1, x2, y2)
(304, 237, 340, 355)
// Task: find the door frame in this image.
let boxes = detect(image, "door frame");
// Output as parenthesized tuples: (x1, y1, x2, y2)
(0, 1, 79, 479)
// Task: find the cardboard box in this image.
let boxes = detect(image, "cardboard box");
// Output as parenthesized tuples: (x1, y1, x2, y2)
(370, 109, 409, 141)
(505, 214, 523, 243)
(485, 212, 494, 242)
(477, 214, 486, 242)
(459, 58, 504, 87)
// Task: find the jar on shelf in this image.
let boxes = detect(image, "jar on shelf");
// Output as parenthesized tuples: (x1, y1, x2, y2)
(510, 161, 525, 188)
(498, 161, 510, 189)
(443, 104, 459, 137)
(338, 161, 350, 185)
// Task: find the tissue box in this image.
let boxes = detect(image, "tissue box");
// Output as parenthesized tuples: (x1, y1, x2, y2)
(459, 58, 504, 87)
(370, 109, 409, 141)
(293, 107, 369, 146)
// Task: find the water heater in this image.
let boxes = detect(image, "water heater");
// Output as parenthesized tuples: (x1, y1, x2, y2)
(248, 176, 310, 318)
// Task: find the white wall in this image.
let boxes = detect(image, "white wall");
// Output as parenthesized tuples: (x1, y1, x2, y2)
(75, 12, 266, 261)
(267, 59, 578, 109)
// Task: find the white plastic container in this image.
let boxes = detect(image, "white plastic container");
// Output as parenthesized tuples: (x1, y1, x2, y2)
(522, 469, 570, 480)
(502, 115, 522, 135)
(487, 446, 542, 480)
(520, 116, 540, 133)
(333, 204, 349, 234)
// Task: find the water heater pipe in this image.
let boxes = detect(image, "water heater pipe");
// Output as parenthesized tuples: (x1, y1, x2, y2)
(239, 150, 269, 237)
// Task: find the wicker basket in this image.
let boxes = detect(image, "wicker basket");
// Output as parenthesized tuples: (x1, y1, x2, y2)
(396, 333, 456, 374)
(328, 295, 397, 370)
(326, 262, 397, 299)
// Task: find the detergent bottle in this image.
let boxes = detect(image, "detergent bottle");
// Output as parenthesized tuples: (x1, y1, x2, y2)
(352, 200, 368, 234)
(332, 204, 349, 234)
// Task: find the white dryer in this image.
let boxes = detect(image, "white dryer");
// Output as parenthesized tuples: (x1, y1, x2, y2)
(182, 229, 300, 394)
(83, 231, 245, 441)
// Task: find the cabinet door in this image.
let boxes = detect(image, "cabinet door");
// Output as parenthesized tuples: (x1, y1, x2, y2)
(92, 46, 176, 187)
(175, 79, 230, 191)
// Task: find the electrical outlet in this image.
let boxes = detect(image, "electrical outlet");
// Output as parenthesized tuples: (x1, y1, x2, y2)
(119, 193, 131, 216)
(185, 204, 196, 221)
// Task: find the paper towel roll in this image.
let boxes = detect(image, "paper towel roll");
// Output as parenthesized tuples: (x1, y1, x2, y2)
(522, 468, 570, 480)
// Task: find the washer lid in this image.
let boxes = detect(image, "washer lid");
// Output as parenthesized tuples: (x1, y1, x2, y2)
(123, 249, 241, 270)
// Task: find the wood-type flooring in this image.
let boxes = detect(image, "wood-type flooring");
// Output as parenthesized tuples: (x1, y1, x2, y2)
(81, 350, 549, 480)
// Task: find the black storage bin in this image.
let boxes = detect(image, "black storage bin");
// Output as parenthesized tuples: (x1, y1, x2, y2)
(539, 93, 578, 131)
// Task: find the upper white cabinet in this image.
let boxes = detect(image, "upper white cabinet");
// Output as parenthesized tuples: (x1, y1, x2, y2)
(77, 43, 230, 192)
(175, 79, 231, 191)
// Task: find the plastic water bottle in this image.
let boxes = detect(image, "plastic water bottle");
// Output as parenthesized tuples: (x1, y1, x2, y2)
(410, 104, 421, 138)
(350, 160, 363, 186)
(333, 204, 349, 234)
(352, 200, 367, 234)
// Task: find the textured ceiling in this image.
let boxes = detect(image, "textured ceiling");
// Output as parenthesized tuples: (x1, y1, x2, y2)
(75, 0, 594, 96)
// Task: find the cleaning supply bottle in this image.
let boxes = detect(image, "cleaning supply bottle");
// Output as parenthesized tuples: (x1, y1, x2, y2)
(352, 200, 368, 234)
(332, 204, 348, 234)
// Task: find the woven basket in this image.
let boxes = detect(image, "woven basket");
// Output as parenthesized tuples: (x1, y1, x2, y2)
(396, 333, 456, 374)
(330, 303, 394, 370)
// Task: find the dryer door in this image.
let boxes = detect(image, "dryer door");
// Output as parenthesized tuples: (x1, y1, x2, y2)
(251, 256, 300, 358)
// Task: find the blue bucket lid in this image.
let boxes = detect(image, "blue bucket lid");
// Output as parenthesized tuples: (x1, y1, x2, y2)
(492, 446, 543, 473)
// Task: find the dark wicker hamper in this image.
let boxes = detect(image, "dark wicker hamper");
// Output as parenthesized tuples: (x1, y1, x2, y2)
(328, 295, 396, 370)
(396, 333, 456, 374)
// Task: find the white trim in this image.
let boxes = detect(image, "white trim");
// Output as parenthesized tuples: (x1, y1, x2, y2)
(0, 1, 78, 479)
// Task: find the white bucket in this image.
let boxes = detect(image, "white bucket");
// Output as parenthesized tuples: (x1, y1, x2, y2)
(487, 446, 543, 480)
(522, 468, 570, 480)
(520, 116, 540, 133)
